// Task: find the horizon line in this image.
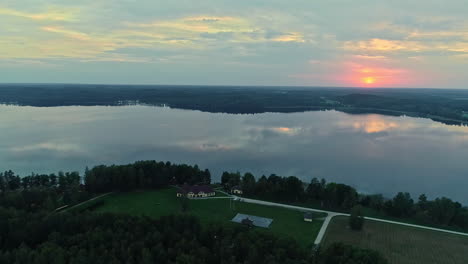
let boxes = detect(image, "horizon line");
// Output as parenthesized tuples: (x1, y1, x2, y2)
(1, 82, 467, 91)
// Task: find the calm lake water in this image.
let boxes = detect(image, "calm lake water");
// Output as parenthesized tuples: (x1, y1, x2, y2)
(1, 105, 468, 203)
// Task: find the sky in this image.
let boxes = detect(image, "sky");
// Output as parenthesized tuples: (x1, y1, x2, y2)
(0, 0, 467, 88)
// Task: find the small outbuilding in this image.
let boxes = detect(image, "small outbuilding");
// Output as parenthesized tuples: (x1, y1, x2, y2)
(304, 212, 313, 222)
(231, 186, 243, 195)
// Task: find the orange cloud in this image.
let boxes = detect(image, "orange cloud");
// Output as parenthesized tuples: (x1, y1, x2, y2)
(272, 32, 305, 42)
(41, 26, 90, 41)
(353, 55, 388, 60)
(0, 6, 78, 21)
(343, 38, 425, 52)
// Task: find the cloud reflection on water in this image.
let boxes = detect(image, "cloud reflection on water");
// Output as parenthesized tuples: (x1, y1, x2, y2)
(1, 105, 468, 203)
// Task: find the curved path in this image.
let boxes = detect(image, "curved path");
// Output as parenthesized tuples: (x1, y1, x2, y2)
(60, 192, 112, 213)
(234, 196, 468, 245)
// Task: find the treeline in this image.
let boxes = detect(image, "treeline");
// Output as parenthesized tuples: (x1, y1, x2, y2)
(222, 172, 358, 210)
(361, 192, 468, 229)
(0, 170, 81, 191)
(2, 85, 468, 125)
(84, 161, 211, 193)
(0, 209, 387, 264)
(338, 93, 468, 123)
(0, 170, 89, 212)
(221, 172, 468, 231)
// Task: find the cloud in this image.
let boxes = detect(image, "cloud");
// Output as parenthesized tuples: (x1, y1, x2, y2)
(10, 142, 83, 153)
(1, 1, 468, 87)
(41, 26, 90, 41)
(352, 55, 388, 60)
(130, 16, 255, 34)
(0, 6, 79, 21)
(0, 11, 307, 61)
(271, 32, 305, 42)
(343, 38, 425, 52)
(125, 16, 305, 44)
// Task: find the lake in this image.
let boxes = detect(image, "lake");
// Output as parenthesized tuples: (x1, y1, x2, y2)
(1, 104, 467, 203)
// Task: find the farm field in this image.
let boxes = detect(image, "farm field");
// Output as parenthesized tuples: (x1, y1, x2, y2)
(93, 188, 325, 246)
(322, 216, 468, 264)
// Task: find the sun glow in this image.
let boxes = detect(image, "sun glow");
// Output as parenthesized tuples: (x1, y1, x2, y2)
(362, 77, 376, 84)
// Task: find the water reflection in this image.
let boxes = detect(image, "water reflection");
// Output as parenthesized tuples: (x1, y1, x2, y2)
(1, 105, 468, 203)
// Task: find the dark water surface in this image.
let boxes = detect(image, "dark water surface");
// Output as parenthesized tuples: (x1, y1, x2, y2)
(1, 105, 467, 203)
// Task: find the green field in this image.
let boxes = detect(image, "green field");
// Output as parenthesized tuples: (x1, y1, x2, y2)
(322, 216, 468, 264)
(94, 188, 325, 246)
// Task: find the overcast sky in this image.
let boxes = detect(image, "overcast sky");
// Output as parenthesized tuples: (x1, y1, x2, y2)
(1, 0, 467, 88)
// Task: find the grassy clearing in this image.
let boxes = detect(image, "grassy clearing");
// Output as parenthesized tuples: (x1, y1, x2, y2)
(94, 188, 324, 246)
(322, 216, 468, 264)
(214, 190, 229, 197)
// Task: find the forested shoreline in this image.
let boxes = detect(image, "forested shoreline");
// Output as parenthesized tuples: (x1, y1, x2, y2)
(1, 85, 468, 125)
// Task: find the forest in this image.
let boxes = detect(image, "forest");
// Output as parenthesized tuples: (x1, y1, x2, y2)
(221, 172, 468, 231)
(84, 161, 211, 193)
(1, 84, 468, 125)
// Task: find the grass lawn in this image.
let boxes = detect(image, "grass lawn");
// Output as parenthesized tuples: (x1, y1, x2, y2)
(245, 194, 467, 233)
(322, 216, 468, 264)
(214, 190, 229, 197)
(94, 188, 324, 247)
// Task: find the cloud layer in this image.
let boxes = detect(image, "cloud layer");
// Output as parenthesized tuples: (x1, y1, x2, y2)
(1, 1, 467, 88)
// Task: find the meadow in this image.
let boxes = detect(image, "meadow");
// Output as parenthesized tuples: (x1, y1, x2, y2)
(93, 188, 325, 247)
(322, 216, 468, 264)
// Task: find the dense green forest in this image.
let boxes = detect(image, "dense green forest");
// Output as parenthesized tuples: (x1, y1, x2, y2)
(0, 170, 89, 212)
(1, 84, 468, 125)
(0, 209, 388, 264)
(84, 161, 211, 193)
(221, 172, 468, 231)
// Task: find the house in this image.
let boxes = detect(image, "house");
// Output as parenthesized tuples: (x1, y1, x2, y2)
(231, 186, 243, 195)
(303, 212, 313, 222)
(177, 184, 215, 198)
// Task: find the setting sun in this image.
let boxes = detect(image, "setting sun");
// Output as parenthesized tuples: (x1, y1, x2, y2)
(362, 77, 376, 84)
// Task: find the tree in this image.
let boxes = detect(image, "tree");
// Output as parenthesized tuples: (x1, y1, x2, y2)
(306, 177, 324, 200)
(58, 172, 66, 191)
(284, 176, 304, 202)
(391, 192, 414, 217)
(0, 174, 5, 194)
(221, 172, 230, 189)
(49, 174, 58, 187)
(428, 197, 457, 225)
(241, 173, 256, 195)
(418, 194, 428, 211)
(349, 205, 365, 230)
